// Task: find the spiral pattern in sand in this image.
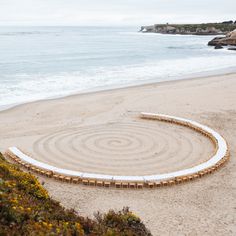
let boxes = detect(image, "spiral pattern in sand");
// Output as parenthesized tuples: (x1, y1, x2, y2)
(30, 120, 214, 176)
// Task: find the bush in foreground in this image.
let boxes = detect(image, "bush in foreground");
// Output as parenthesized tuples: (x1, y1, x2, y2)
(0, 153, 151, 236)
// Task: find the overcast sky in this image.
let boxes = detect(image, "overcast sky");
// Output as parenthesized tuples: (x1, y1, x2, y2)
(0, 0, 235, 26)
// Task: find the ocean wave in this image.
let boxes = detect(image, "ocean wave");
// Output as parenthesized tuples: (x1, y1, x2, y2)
(1, 54, 236, 108)
(0, 32, 43, 36)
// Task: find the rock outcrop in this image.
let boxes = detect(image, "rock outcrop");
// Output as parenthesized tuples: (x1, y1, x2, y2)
(208, 29, 236, 47)
(215, 45, 224, 49)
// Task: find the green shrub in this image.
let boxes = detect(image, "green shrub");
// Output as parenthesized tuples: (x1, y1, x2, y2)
(0, 152, 151, 235)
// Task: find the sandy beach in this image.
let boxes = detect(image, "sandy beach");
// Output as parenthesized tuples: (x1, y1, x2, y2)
(1, 73, 236, 235)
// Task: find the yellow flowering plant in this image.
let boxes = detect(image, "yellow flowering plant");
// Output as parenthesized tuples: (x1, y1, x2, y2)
(0, 153, 151, 236)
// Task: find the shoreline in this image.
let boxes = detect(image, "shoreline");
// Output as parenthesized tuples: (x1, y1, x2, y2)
(1, 66, 236, 113)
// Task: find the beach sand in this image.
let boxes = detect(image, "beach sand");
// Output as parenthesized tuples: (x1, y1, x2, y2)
(0, 73, 236, 235)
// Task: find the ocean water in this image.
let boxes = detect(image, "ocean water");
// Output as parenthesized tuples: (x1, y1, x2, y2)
(0, 26, 236, 109)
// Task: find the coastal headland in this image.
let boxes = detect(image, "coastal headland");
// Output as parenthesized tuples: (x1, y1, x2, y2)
(140, 22, 236, 50)
(140, 22, 236, 35)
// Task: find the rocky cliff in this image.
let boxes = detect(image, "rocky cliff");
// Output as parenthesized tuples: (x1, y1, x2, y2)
(140, 22, 236, 35)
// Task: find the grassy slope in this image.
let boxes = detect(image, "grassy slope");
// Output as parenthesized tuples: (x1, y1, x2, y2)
(0, 153, 151, 236)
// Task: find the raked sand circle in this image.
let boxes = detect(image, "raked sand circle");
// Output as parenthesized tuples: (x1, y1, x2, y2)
(5, 113, 229, 188)
(31, 122, 211, 175)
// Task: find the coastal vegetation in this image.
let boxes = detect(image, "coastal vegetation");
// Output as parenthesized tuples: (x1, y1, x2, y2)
(140, 22, 236, 35)
(0, 152, 151, 236)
